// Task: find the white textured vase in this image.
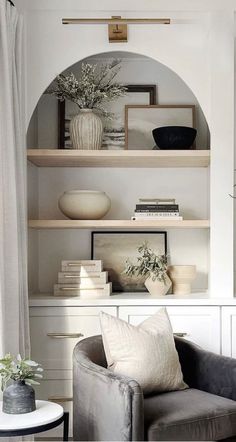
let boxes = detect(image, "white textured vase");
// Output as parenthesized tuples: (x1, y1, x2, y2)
(58, 190, 111, 220)
(168, 265, 196, 296)
(144, 274, 172, 297)
(69, 109, 103, 150)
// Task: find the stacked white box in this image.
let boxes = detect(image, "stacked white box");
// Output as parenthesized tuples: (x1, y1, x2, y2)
(61, 260, 102, 272)
(58, 271, 108, 284)
(54, 260, 112, 298)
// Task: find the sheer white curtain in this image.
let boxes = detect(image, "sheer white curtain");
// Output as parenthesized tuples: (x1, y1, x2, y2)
(0, 0, 30, 357)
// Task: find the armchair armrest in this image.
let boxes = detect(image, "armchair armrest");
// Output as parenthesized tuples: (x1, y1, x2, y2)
(73, 336, 144, 441)
(175, 337, 236, 400)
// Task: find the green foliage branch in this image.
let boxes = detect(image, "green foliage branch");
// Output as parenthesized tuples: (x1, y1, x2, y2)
(124, 242, 168, 283)
(0, 354, 43, 391)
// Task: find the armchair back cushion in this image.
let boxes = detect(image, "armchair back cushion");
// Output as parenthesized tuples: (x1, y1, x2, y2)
(100, 308, 187, 394)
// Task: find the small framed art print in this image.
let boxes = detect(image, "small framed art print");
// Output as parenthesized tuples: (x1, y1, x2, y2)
(125, 104, 195, 149)
(91, 231, 167, 292)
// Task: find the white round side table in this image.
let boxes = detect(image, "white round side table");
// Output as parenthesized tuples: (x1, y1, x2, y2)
(0, 400, 69, 440)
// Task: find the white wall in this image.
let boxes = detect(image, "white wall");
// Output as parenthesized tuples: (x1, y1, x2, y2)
(24, 1, 235, 297)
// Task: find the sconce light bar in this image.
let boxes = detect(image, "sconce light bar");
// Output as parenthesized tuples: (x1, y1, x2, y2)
(62, 17, 170, 43)
(62, 18, 171, 25)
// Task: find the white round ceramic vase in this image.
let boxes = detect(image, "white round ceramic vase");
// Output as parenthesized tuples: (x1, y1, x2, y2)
(58, 190, 111, 220)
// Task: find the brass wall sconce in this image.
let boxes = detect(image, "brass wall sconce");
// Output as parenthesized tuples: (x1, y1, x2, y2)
(62, 16, 171, 43)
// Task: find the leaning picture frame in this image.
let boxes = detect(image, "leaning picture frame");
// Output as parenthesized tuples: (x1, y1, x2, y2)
(124, 104, 196, 150)
(91, 230, 167, 292)
(57, 85, 157, 149)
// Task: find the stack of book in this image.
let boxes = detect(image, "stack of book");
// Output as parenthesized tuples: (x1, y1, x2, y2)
(54, 260, 112, 298)
(131, 198, 183, 221)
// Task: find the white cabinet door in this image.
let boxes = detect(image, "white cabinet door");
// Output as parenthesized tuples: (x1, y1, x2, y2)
(222, 307, 236, 357)
(118, 306, 220, 353)
(29, 306, 116, 370)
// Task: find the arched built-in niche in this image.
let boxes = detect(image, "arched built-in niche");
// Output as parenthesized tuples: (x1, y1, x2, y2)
(27, 51, 210, 295)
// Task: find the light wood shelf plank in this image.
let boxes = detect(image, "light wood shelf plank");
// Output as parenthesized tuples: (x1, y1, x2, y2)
(28, 219, 210, 229)
(27, 149, 210, 168)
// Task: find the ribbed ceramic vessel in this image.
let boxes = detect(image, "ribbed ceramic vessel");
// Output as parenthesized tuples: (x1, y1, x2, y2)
(3, 380, 36, 414)
(58, 190, 111, 220)
(168, 265, 196, 296)
(145, 274, 172, 296)
(69, 109, 103, 150)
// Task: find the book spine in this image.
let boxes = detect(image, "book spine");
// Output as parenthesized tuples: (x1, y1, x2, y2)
(139, 199, 176, 204)
(132, 216, 183, 221)
(135, 209, 179, 213)
(134, 212, 180, 217)
(135, 204, 179, 211)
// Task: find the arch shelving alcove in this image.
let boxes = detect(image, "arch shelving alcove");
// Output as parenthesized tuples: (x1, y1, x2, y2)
(27, 50, 211, 297)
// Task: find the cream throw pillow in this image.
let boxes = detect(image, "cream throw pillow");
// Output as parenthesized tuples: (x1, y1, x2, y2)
(100, 308, 188, 394)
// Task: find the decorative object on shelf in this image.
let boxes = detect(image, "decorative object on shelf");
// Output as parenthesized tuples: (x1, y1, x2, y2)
(0, 354, 43, 414)
(54, 283, 112, 298)
(58, 84, 157, 149)
(125, 105, 195, 150)
(49, 59, 127, 150)
(61, 259, 103, 272)
(58, 190, 111, 220)
(54, 260, 112, 298)
(152, 126, 197, 150)
(70, 109, 103, 150)
(132, 197, 183, 221)
(124, 242, 171, 296)
(168, 265, 196, 295)
(92, 231, 167, 292)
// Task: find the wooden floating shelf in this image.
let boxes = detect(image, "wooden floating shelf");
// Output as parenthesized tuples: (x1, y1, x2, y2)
(27, 149, 210, 168)
(28, 219, 210, 229)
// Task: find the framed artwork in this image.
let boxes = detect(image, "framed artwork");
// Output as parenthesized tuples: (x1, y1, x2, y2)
(57, 85, 157, 149)
(125, 104, 196, 150)
(91, 231, 167, 292)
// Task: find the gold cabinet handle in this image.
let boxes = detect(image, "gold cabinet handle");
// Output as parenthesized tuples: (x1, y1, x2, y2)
(47, 333, 84, 339)
(174, 332, 188, 337)
(49, 396, 73, 403)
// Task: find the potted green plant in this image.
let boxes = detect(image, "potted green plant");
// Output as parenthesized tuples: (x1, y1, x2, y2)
(0, 354, 43, 414)
(49, 59, 127, 150)
(124, 242, 171, 296)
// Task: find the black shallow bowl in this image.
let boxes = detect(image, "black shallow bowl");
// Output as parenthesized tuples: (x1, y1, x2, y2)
(152, 126, 197, 150)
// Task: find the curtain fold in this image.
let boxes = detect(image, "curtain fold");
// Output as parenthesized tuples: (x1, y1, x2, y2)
(0, 0, 30, 357)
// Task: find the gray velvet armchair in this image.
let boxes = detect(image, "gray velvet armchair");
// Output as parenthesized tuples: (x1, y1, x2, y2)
(73, 335, 236, 441)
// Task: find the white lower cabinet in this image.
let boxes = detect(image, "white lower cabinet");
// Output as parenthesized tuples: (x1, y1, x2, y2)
(118, 306, 221, 354)
(222, 307, 236, 357)
(29, 306, 116, 438)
